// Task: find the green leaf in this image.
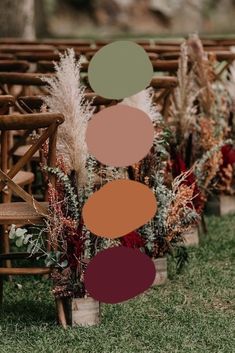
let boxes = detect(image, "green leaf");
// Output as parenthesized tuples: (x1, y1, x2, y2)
(23, 234, 33, 245)
(15, 228, 27, 238)
(9, 225, 16, 239)
(15, 237, 24, 247)
(60, 260, 68, 268)
(27, 242, 34, 253)
(45, 257, 55, 267)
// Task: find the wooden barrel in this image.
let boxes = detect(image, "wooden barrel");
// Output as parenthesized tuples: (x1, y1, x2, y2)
(152, 257, 167, 286)
(63, 297, 100, 327)
(205, 194, 235, 216)
(220, 195, 235, 216)
(205, 194, 220, 216)
(181, 226, 199, 247)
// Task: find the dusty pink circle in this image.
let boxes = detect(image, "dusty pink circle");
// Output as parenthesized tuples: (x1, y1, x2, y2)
(85, 105, 154, 167)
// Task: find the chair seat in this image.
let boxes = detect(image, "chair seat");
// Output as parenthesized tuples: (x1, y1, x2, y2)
(0, 202, 48, 224)
(0, 251, 42, 260)
(12, 170, 34, 187)
(0, 267, 51, 275)
(13, 145, 40, 161)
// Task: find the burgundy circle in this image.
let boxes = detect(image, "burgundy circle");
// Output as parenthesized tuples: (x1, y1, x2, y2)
(84, 246, 156, 304)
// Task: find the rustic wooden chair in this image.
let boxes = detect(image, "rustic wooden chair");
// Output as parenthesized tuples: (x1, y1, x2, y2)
(18, 93, 119, 115)
(15, 75, 178, 118)
(160, 49, 235, 62)
(0, 72, 52, 149)
(0, 95, 36, 267)
(150, 76, 178, 118)
(152, 59, 179, 73)
(0, 111, 64, 308)
(3, 39, 92, 46)
(0, 44, 56, 54)
(0, 60, 29, 73)
(0, 95, 35, 189)
(0, 54, 14, 60)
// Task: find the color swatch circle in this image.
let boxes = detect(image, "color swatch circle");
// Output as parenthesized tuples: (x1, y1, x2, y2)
(84, 246, 156, 304)
(88, 41, 153, 99)
(82, 179, 157, 239)
(86, 105, 154, 167)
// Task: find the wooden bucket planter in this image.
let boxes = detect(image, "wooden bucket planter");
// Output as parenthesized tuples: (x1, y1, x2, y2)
(152, 257, 167, 286)
(205, 194, 235, 216)
(181, 225, 199, 247)
(62, 297, 100, 327)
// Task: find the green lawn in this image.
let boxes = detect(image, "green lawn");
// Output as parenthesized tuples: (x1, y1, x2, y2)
(0, 216, 234, 353)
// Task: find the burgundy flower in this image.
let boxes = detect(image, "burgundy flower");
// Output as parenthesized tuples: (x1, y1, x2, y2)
(64, 219, 86, 269)
(221, 144, 235, 168)
(171, 153, 187, 176)
(66, 234, 85, 269)
(120, 231, 145, 248)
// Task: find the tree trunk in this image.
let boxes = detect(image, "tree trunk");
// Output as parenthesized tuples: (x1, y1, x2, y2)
(35, 0, 49, 38)
(0, 0, 35, 39)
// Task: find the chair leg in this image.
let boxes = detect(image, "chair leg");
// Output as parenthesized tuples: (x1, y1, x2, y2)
(0, 277, 3, 308)
(0, 225, 4, 307)
(2, 225, 11, 269)
(201, 214, 208, 234)
(1, 190, 12, 270)
(56, 298, 67, 329)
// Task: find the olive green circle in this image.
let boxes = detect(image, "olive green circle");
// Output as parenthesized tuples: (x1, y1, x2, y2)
(88, 41, 153, 99)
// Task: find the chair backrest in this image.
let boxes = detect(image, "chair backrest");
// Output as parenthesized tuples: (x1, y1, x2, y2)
(18, 94, 118, 112)
(0, 60, 29, 73)
(0, 112, 64, 214)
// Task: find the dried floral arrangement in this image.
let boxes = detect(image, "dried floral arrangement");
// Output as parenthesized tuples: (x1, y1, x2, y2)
(12, 33, 235, 300)
(188, 34, 234, 194)
(9, 50, 124, 298)
(169, 34, 235, 213)
(11, 35, 235, 301)
(9, 48, 203, 299)
(120, 90, 199, 259)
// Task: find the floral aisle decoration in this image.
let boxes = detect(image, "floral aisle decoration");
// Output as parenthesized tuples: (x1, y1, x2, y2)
(9, 50, 131, 309)
(122, 88, 199, 271)
(168, 35, 235, 216)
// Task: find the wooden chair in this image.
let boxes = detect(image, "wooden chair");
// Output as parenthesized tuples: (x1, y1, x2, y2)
(150, 76, 178, 118)
(0, 60, 29, 72)
(0, 95, 34, 188)
(15, 75, 178, 118)
(0, 44, 56, 54)
(0, 111, 64, 307)
(0, 96, 35, 268)
(17, 94, 119, 120)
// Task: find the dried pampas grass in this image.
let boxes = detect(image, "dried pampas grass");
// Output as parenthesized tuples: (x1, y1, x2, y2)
(188, 33, 215, 116)
(41, 49, 95, 186)
(170, 41, 198, 145)
(227, 46, 235, 109)
(121, 89, 161, 123)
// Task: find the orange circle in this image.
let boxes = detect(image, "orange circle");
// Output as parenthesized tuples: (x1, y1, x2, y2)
(82, 179, 157, 238)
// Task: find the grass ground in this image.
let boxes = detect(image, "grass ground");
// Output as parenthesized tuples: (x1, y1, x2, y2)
(0, 215, 234, 353)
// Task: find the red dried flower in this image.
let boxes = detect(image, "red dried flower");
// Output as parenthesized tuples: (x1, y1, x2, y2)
(120, 231, 145, 248)
(171, 154, 204, 213)
(221, 144, 235, 168)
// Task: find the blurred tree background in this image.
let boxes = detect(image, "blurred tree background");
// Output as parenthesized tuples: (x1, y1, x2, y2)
(1, 0, 235, 38)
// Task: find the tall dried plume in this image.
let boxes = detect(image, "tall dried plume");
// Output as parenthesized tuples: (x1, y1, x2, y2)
(187, 33, 215, 117)
(41, 49, 95, 186)
(170, 41, 198, 146)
